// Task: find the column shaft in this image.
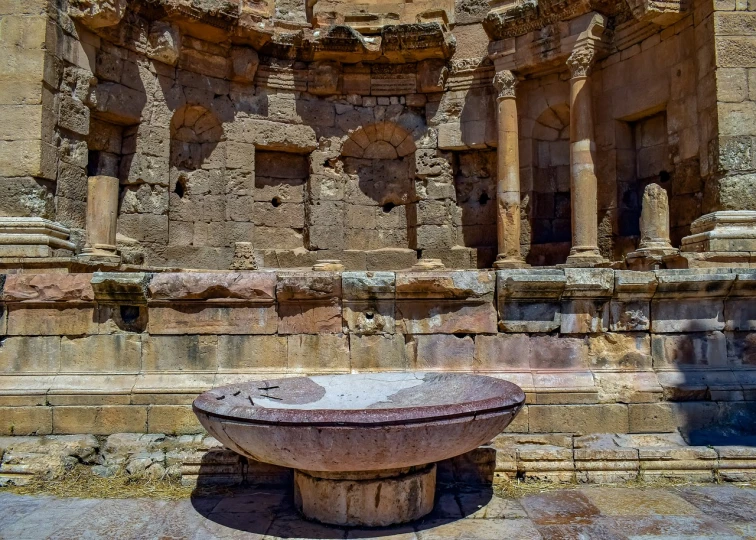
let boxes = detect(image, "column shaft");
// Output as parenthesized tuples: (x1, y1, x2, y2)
(566, 49, 604, 266)
(493, 70, 526, 269)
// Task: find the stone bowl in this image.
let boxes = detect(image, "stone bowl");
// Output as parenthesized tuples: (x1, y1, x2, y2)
(193, 372, 525, 473)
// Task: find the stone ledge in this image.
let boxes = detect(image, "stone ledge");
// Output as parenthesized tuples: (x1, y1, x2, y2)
(1, 431, 754, 488)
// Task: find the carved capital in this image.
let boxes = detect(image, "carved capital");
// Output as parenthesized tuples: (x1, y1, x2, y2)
(567, 47, 595, 78)
(493, 70, 517, 100)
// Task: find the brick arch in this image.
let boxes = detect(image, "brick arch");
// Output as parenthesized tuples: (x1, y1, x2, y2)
(341, 122, 417, 159)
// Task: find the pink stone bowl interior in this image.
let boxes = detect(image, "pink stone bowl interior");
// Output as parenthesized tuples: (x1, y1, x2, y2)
(193, 372, 525, 472)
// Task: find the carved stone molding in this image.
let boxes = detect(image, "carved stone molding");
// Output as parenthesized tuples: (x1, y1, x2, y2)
(567, 46, 595, 78)
(493, 70, 518, 99)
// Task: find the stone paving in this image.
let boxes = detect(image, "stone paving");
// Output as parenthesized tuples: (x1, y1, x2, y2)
(1, 484, 756, 539)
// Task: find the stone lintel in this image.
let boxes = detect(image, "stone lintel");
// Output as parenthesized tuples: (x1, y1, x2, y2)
(653, 269, 736, 298)
(342, 272, 396, 301)
(91, 272, 151, 305)
(395, 271, 495, 301)
(613, 271, 658, 298)
(3, 273, 95, 304)
(562, 268, 614, 298)
(497, 269, 567, 300)
(276, 271, 342, 302)
(149, 272, 277, 304)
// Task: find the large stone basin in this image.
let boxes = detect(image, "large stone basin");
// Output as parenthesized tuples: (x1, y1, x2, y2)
(193, 372, 524, 526)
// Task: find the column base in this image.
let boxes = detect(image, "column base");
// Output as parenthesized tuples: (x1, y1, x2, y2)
(78, 248, 121, 265)
(493, 256, 529, 269)
(625, 247, 679, 271)
(294, 464, 436, 527)
(563, 251, 608, 267)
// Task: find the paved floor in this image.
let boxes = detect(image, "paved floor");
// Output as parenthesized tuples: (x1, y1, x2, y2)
(1, 484, 755, 539)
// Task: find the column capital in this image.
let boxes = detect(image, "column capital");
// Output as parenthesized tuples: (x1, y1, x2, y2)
(493, 70, 518, 100)
(567, 46, 596, 78)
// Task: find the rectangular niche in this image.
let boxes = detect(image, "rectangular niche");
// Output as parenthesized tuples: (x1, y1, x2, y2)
(253, 151, 307, 250)
(616, 112, 672, 243)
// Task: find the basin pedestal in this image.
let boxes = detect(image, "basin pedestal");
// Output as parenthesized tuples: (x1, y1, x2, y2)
(294, 464, 436, 527)
(193, 373, 525, 527)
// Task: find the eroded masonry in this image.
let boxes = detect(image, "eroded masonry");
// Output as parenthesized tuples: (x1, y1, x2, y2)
(1, 0, 756, 484)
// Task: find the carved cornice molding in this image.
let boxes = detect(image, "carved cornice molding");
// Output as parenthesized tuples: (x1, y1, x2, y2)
(483, 0, 620, 41)
(493, 70, 518, 99)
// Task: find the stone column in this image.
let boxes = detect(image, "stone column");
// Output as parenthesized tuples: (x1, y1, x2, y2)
(492, 70, 527, 269)
(565, 47, 604, 267)
(626, 183, 678, 270)
(80, 175, 121, 263)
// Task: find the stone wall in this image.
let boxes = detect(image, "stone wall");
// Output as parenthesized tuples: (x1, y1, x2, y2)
(0, 268, 754, 438)
(3, 0, 753, 269)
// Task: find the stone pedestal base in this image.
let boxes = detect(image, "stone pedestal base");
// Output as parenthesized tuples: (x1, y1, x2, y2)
(681, 211, 756, 253)
(625, 247, 679, 270)
(0, 218, 76, 258)
(294, 464, 436, 527)
(493, 256, 529, 269)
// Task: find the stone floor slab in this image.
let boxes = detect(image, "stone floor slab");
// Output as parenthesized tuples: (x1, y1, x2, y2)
(536, 519, 628, 540)
(582, 487, 701, 516)
(521, 490, 601, 525)
(0, 497, 100, 539)
(608, 515, 742, 539)
(415, 518, 542, 539)
(674, 485, 756, 523)
(47, 499, 169, 540)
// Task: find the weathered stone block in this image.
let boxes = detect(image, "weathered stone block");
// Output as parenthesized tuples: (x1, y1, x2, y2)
(0, 336, 60, 373)
(499, 301, 561, 333)
(342, 272, 395, 300)
(343, 301, 395, 334)
(217, 335, 287, 371)
(141, 335, 218, 372)
(7, 306, 98, 336)
(651, 332, 728, 368)
(4, 273, 94, 303)
(396, 301, 497, 334)
(651, 299, 725, 333)
(412, 334, 474, 371)
(60, 335, 141, 373)
(287, 334, 349, 373)
(349, 334, 408, 371)
(473, 334, 531, 372)
(148, 305, 277, 335)
(365, 248, 417, 270)
(52, 405, 147, 434)
(586, 333, 652, 370)
(628, 403, 677, 433)
(528, 404, 630, 435)
(147, 405, 203, 435)
(610, 300, 651, 332)
(0, 406, 52, 435)
(149, 272, 276, 302)
(560, 300, 609, 334)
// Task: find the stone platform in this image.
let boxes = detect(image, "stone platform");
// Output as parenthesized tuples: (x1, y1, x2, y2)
(0, 268, 755, 438)
(2, 431, 755, 488)
(1, 483, 755, 539)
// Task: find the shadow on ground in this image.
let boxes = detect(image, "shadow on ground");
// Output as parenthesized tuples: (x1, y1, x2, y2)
(190, 483, 493, 538)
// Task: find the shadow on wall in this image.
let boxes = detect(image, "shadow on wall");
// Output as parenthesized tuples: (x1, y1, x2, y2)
(189, 447, 495, 537)
(667, 319, 756, 445)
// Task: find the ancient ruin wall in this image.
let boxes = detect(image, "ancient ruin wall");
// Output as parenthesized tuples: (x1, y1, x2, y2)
(2, 0, 748, 269)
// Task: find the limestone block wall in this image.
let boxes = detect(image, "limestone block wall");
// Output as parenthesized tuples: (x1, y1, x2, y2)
(0, 268, 754, 437)
(0, 0, 741, 270)
(709, 0, 756, 212)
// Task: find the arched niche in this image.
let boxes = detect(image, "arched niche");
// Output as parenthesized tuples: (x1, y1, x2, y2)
(340, 121, 419, 250)
(526, 103, 572, 266)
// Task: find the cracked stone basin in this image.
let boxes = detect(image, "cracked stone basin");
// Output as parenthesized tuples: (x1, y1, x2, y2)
(193, 372, 525, 472)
